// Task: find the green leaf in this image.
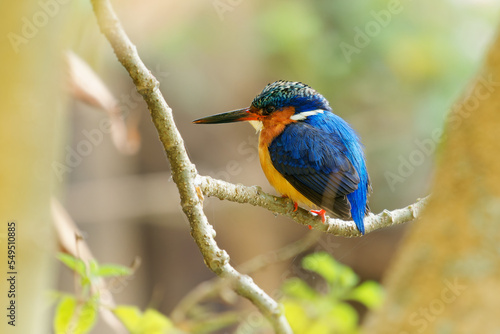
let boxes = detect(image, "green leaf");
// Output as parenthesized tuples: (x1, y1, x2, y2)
(54, 295, 97, 334)
(302, 252, 340, 283)
(54, 295, 76, 334)
(57, 253, 87, 278)
(140, 309, 173, 333)
(302, 252, 335, 282)
(76, 301, 98, 333)
(348, 280, 384, 309)
(335, 265, 359, 291)
(328, 303, 358, 332)
(88, 259, 100, 277)
(281, 278, 318, 300)
(305, 318, 334, 334)
(189, 311, 240, 334)
(283, 300, 310, 334)
(302, 252, 359, 289)
(114, 305, 142, 331)
(114, 306, 173, 334)
(97, 264, 132, 277)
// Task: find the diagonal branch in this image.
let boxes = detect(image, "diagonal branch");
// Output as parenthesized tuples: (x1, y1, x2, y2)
(90, 0, 292, 332)
(197, 175, 429, 237)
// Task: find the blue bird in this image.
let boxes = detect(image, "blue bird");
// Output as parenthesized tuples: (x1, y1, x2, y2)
(193, 81, 371, 234)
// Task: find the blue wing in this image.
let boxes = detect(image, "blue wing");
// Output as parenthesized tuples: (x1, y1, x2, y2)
(268, 121, 361, 219)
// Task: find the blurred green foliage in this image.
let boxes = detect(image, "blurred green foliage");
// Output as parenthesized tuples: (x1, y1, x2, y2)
(114, 306, 181, 334)
(281, 252, 383, 334)
(54, 254, 134, 334)
(55, 251, 382, 334)
(56, 254, 192, 334)
(54, 295, 97, 334)
(57, 253, 132, 288)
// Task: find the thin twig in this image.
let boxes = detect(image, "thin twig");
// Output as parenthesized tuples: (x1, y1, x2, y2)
(51, 199, 128, 334)
(170, 231, 322, 324)
(90, 1, 292, 332)
(197, 175, 429, 237)
(238, 230, 322, 273)
(65, 51, 140, 155)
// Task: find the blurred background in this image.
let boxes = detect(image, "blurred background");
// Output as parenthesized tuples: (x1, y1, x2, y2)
(49, 0, 500, 332)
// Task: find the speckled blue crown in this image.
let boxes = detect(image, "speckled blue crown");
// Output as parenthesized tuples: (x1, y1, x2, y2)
(251, 80, 331, 112)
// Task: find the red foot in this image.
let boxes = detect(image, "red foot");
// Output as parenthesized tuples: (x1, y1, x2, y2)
(308, 225, 313, 230)
(310, 209, 326, 223)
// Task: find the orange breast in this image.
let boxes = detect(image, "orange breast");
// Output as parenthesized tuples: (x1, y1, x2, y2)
(258, 143, 315, 208)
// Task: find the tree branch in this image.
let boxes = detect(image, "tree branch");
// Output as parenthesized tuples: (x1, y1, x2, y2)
(197, 175, 429, 237)
(90, 0, 291, 332)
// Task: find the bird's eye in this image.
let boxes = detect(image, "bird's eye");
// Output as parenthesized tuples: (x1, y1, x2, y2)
(264, 106, 276, 114)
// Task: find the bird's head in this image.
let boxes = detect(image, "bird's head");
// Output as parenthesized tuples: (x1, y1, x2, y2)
(193, 81, 331, 130)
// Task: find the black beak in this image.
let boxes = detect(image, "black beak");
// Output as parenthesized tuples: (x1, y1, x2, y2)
(193, 107, 260, 124)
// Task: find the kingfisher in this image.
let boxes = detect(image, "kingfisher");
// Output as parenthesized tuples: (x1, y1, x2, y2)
(193, 81, 370, 234)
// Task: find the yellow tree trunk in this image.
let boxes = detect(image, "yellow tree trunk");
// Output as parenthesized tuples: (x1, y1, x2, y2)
(0, 2, 67, 333)
(363, 29, 500, 333)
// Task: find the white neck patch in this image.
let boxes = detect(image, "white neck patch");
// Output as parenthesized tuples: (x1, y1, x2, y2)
(249, 120, 263, 133)
(290, 109, 324, 121)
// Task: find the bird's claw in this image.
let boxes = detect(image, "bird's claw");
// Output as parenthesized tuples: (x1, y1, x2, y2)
(310, 209, 326, 223)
